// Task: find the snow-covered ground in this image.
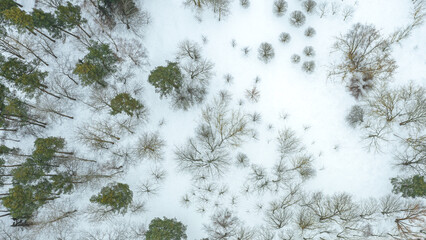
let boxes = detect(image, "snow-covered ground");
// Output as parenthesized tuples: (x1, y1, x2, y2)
(2, 0, 425, 239)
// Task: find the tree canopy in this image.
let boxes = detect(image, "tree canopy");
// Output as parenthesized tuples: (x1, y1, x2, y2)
(148, 62, 183, 97)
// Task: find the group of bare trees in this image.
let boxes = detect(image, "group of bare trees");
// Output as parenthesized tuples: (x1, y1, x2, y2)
(199, 192, 426, 239)
(184, 0, 232, 21)
(0, 0, 161, 235)
(176, 93, 254, 176)
(174, 40, 214, 110)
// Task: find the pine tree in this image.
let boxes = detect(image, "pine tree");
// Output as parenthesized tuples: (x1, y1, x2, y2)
(145, 217, 188, 240)
(90, 183, 133, 214)
(32, 8, 81, 39)
(0, 0, 21, 22)
(73, 42, 118, 87)
(2, 184, 39, 221)
(55, 1, 90, 38)
(109, 93, 144, 117)
(392, 175, 426, 198)
(0, 56, 49, 96)
(148, 61, 183, 97)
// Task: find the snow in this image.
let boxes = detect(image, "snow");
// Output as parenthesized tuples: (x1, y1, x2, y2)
(2, 0, 425, 238)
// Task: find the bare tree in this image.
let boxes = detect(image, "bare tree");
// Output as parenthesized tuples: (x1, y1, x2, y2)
(177, 40, 202, 61)
(204, 209, 240, 239)
(134, 132, 165, 161)
(273, 0, 288, 17)
(329, 23, 397, 91)
(175, 95, 252, 176)
(258, 42, 275, 63)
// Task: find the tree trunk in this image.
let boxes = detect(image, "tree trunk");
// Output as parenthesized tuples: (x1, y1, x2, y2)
(77, 24, 91, 38)
(8, 37, 49, 66)
(0, 129, 18, 132)
(56, 26, 80, 39)
(33, 28, 56, 43)
(38, 88, 61, 99)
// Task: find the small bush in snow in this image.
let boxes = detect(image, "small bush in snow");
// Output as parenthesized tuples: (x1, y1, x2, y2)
(245, 86, 261, 103)
(240, 0, 250, 8)
(303, 0, 317, 14)
(347, 72, 374, 99)
(291, 54, 301, 63)
(279, 32, 291, 43)
(273, 0, 288, 17)
(329, 23, 396, 88)
(224, 73, 233, 84)
(302, 61, 315, 73)
(346, 105, 364, 128)
(258, 42, 275, 63)
(303, 46, 315, 57)
(231, 39, 237, 48)
(241, 46, 250, 56)
(289, 11, 306, 27)
(235, 152, 250, 168)
(304, 27, 316, 37)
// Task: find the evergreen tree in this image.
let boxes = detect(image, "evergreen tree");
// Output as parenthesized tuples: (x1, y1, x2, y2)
(0, 158, 6, 186)
(1, 7, 34, 33)
(109, 93, 144, 117)
(50, 172, 75, 194)
(148, 62, 183, 97)
(74, 42, 118, 87)
(12, 163, 45, 185)
(90, 182, 133, 214)
(2, 184, 39, 221)
(55, 1, 90, 37)
(0, 56, 48, 95)
(145, 217, 188, 240)
(31, 8, 81, 39)
(30, 137, 65, 171)
(0, 0, 20, 22)
(392, 175, 426, 198)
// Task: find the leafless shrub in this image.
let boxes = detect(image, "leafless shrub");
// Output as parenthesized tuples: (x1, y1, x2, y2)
(388, 0, 426, 44)
(304, 27, 316, 38)
(291, 54, 301, 64)
(329, 23, 397, 91)
(76, 120, 121, 150)
(231, 39, 237, 48)
(257, 226, 275, 240)
(331, 2, 340, 15)
(277, 128, 302, 157)
(346, 105, 365, 128)
(224, 73, 234, 84)
(177, 40, 202, 61)
(362, 121, 390, 152)
(303, 46, 315, 57)
(245, 86, 261, 103)
(273, 0, 288, 17)
(137, 180, 160, 197)
(235, 152, 250, 168)
(204, 209, 240, 240)
(394, 134, 425, 175)
(240, 0, 250, 8)
(302, 61, 315, 73)
(258, 42, 275, 63)
(241, 46, 250, 56)
(116, 38, 148, 66)
(175, 95, 252, 176)
(289, 11, 306, 27)
(279, 32, 291, 43)
(342, 6, 354, 21)
(135, 132, 165, 161)
(303, 0, 317, 14)
(318, 2, 328, 17)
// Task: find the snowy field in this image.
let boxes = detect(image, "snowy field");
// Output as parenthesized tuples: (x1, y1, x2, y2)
(0, 0, 425, 239)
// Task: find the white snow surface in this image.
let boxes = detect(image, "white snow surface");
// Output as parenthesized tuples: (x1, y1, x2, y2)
(3, 0, 426, 238)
